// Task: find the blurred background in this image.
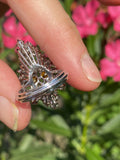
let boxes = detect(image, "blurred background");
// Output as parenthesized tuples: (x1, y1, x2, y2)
(0, 0, 120, 159)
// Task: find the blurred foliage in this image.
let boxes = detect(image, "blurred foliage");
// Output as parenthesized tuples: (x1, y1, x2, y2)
(0, 0, 120, 160)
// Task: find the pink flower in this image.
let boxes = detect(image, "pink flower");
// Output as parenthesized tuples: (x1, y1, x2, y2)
(96, 11, 112, 28)
(22, 35, 36, 46)
(100, 40, 120, 81)
(2, 10, 36, 48)
(72, 0, 99, 38)
(5, 9, 13, 17)
(3, 16, 18, 37)
(108, 6, 120, 31)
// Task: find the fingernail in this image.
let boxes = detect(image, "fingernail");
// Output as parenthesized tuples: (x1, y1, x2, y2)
(0, 96, 19, 131)
(12, 103, 19, 132)
(81, 54, 102, 83)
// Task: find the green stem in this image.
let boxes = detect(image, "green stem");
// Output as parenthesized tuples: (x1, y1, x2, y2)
(80, 105, 93, 154)
(71, 105, 93, 154)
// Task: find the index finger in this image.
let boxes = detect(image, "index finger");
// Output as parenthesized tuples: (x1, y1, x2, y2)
(99, 0, 120, 5)
(6, 0, 102, 91)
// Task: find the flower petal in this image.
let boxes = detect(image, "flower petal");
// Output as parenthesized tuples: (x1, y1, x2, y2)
(105, 42, 119, 60)
(72, 6, 86, 25)
(22, 35, 36, 46)
(108, 6, 120, 19)
(5, 9, 13, 17)
(2, 32, 16, 49)
(114, 17, 120, 32)
(86, 0, 99, 15)
(100, 58, 117, 80)
(113, 70, 120, 81)
(17, 23, 27, 36)
(3, 16, 17, 37)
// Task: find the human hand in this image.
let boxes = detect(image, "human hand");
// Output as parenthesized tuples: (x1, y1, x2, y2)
(0, 0, 119, 131)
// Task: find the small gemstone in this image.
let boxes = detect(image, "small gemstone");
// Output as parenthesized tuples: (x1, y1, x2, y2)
(41, 71, 48, 78)
(32, 76, 37, 83)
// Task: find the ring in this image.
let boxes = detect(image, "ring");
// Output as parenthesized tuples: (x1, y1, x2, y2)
(16, 40, 67, 108)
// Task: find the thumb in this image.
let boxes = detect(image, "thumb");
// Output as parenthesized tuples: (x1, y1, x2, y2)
(0, 60, 31, 131)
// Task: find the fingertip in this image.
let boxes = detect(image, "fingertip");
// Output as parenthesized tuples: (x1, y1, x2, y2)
(16, 101, 31, 131)
(0, 96, 31, 131)
(98, 0, 120, 5)
(67, 75, 101, 92)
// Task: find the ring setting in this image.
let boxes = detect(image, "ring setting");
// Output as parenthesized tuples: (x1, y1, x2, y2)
(16, 40, 67, 108)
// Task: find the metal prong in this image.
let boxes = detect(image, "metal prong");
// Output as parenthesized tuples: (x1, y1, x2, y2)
(16, 40, 68, 108)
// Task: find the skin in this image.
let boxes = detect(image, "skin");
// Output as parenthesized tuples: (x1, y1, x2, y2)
(0, 0, 119, 131)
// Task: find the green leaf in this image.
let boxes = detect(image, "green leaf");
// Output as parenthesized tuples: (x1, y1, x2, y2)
(86, 35, 95, 58)
(99, 89, 120, 108)
(0, 49, 11, 60)
(10, 144, 53, 160)
(30, 119, 71, 137)
(98, 114, 120, 134)
(86, 148, 104, 160)
(39, 154, 57, 160)
(51, 115, 70, 130)
(86, 29, 104, 61)
(64, 0, 73, 16)
(18, 134, 34, 151)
